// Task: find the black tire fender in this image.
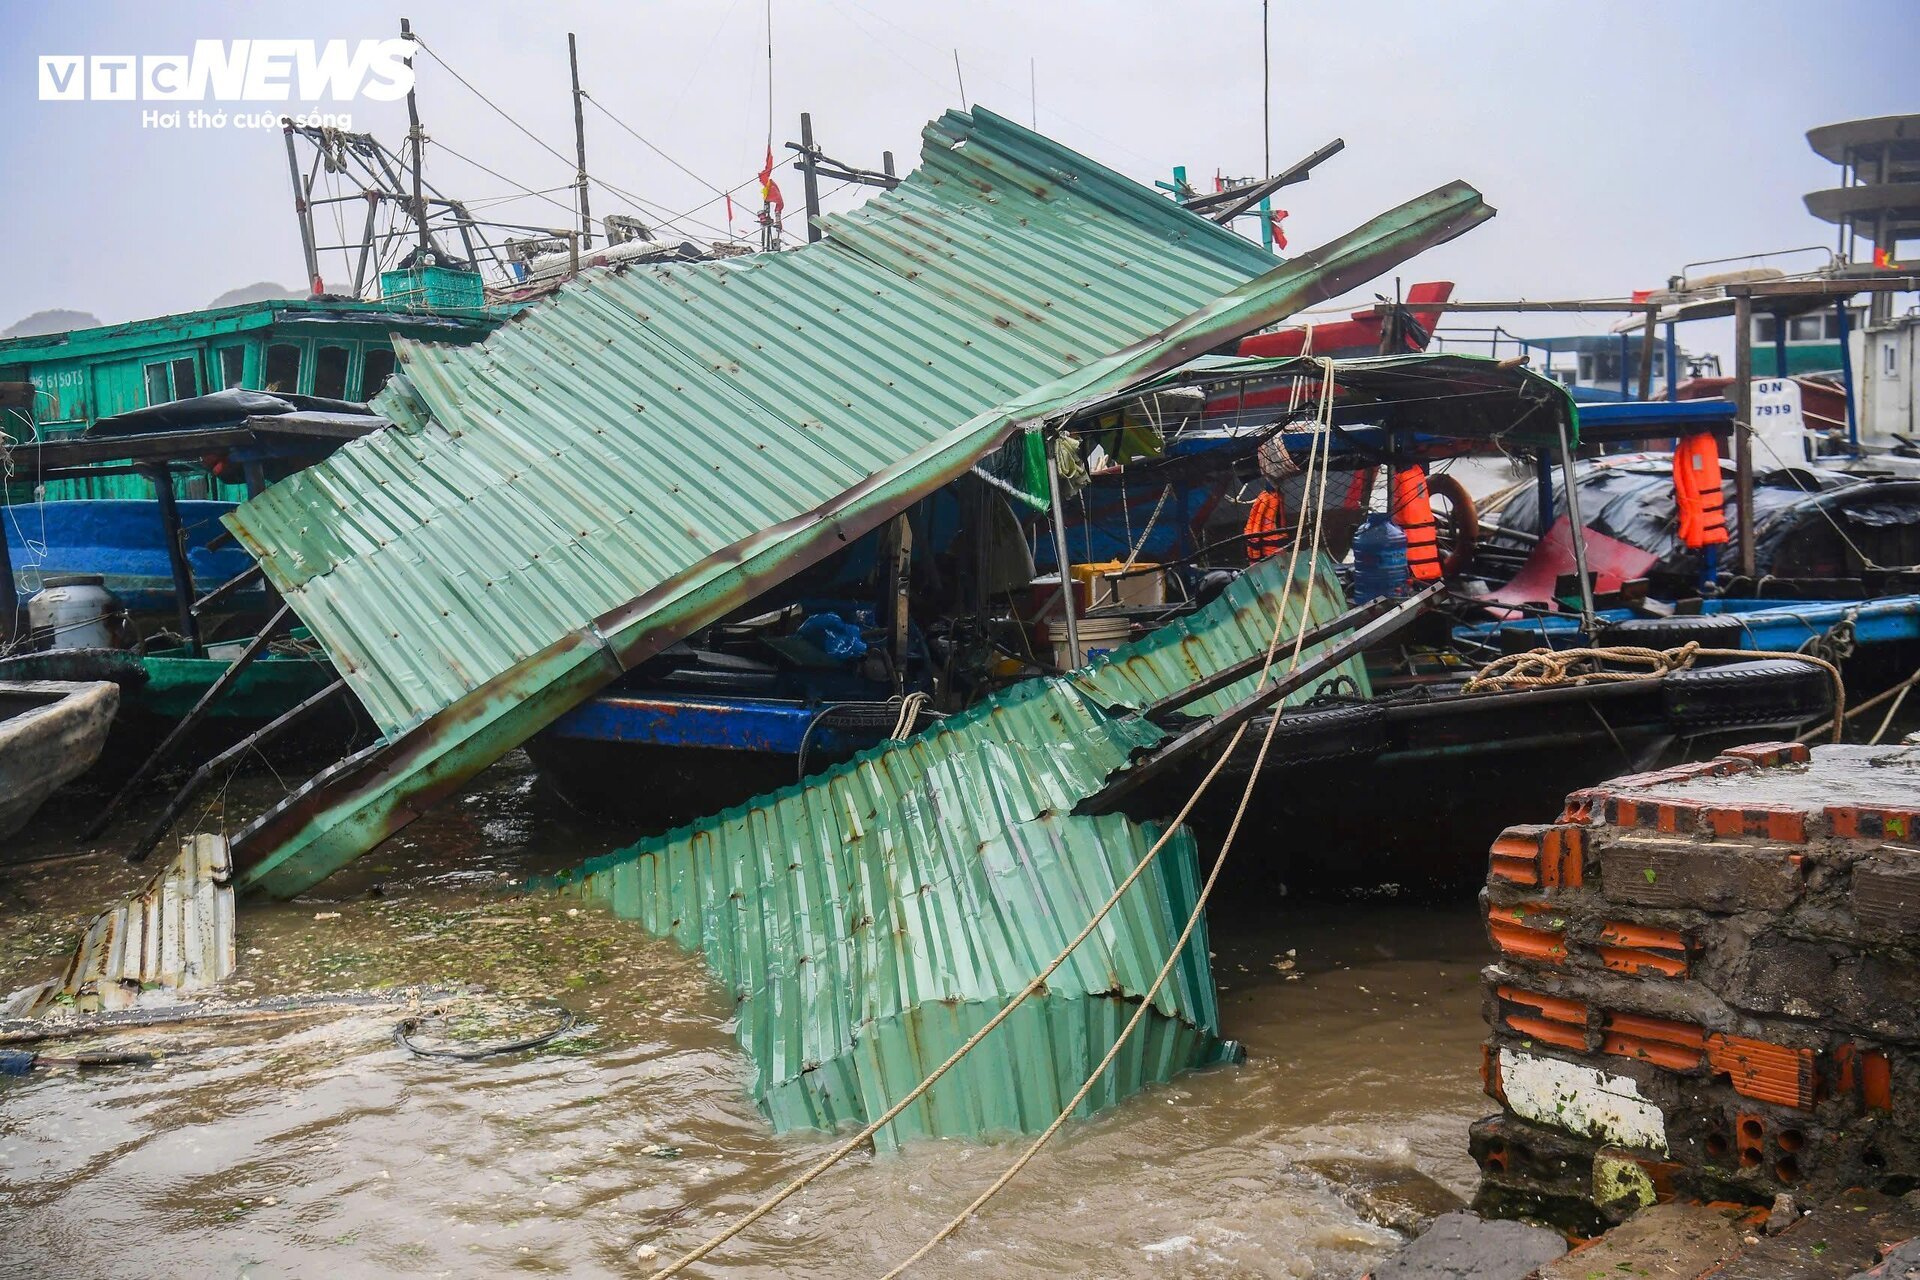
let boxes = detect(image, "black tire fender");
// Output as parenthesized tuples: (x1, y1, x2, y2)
(1597, 614, 1747, 652)
(1661, 658, 1833, 733)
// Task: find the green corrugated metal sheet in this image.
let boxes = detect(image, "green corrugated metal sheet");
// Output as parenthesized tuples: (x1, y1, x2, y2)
(1074, 549, 1369, 716)
(226, 108, 1282, 737)
(224, 108, 1491, 898)
(541, 552, 1347, 1147)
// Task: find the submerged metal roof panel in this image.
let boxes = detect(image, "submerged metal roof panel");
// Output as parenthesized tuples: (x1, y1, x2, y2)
(229, 107, 1282, 737)
(540, 552, 1348, 1146)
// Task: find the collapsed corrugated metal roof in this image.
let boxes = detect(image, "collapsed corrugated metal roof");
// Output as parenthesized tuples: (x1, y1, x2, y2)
(542, 551, 1354, 1147)
(2, 835, 234, 1018)
(225, 107, 1492, 898)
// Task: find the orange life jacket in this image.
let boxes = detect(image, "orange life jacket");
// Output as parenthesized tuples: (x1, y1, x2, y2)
(1391, 466, 1443, 581)
(1245, 489, 1284, 561)
(1673, 432, 1728, 549)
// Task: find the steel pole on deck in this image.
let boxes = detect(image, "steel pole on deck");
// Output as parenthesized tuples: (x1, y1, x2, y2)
(147, 466, 201, 655)
(1665, 321, 1679, 403)
(1044, 431, 1080, 663)
(1774, 321, 1789, 378)
(569, 33, 593, 251)
(798, 113, 823, 244)
(1554, 416, 1597, 630)
(1732, 293, 1756, 579)
(401, 18, 430, 260)
(283, 125, 323, 295)
(0, 510, 15, 647)
(1836, 301, 1859, 449)
(87, 603, 295, 842)
(1636, 307, 1656, 400)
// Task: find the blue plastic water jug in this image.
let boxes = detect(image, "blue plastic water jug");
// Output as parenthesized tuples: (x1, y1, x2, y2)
(1351, 512, 1410, 603)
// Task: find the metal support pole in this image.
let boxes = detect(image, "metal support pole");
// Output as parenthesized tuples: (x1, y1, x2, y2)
(87, 603, 294, 841)
(1664, 321, 1678, 403)
(568, 33, 593, 251)
(1773, 318, 1789, 378)
(400, 18, 430, 261)
(126, 679, 349, 864)
(798, 112, 823, 244)
(283, 124, 323, 295)
(1535, 453, 1556, 526)
(1732, 292, 1757, 578)
(1554, 416, 1597, 630)
(148, 466, 202, 655)
(1617, 332, 1629, 398)
(1044, 430, 1080, 664)
(0, 502, 15, 647)
(1636, 307, 1656, 400)
(1836, 300, 1858, 450)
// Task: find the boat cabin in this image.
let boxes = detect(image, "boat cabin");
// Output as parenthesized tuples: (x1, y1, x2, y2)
(0, 297, 501, 501)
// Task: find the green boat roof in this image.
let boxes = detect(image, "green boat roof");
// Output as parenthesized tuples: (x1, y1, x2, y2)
(0, 296, 504, 365)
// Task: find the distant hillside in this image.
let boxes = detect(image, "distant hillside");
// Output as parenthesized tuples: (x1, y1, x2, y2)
(207, 282, 298, 309)
(3, 308, 104, 338)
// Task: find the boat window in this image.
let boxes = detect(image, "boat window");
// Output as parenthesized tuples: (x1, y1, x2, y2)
(359, 347, 397, 399)
(219, 346, 246, 389)
(1790, 315, 1824, 343)
(1752, 316, 1777, 343)
(171, 356, 199, 400)
(313, 345, 350, 400)
(143, 361, 172, 405)
(265, 343, 301, 393)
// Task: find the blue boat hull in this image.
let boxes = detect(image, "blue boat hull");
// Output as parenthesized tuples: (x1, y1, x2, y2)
(6, 499, 266, 618)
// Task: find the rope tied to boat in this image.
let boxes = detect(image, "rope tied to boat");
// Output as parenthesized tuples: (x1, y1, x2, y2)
(1462, 642, 1846, 742)
(652, 360, 1345, 1280)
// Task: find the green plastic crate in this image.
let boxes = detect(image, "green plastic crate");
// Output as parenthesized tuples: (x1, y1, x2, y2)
(378, 265, 485, 310)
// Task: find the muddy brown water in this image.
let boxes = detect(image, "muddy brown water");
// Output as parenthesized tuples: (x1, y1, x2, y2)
(1, 754, 1494, 1279)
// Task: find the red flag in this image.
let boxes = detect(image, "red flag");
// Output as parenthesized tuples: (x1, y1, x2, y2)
(1876, 246, 1897, 269)
(758, 146, 785, 219)
(1631, 288, 1653, 304)
(725, 191, 734, 227)
(1269, 208, 1289, 251)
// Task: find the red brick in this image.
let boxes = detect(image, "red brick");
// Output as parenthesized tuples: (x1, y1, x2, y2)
(1706, 1035, 1818, 1109)
(1596, 920, 1691, 979)
(1561, 788, 1609, 824)
(1720, 742, 1811, 769)
(1496, 985, 1589, 1051)
(1487, 902, 1568, 965)
(1826, 804, 1920, 842)
(1606, 796, 1704, 834)
(1700, 803, 1809, 843)
(1602, 1010, 1707, 1073)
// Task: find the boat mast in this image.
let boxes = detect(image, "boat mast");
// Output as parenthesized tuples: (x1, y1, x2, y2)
(569, 33, 593, 251)
(401, 17, 430, 263)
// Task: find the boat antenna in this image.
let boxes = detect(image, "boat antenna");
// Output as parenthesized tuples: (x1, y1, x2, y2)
(762, 0, 775, 251)
(953, 49, 967, 104)
(1030, 57, 1037, 128)
(568, 33, 592, 251)
(1261, 0, 1271, 174)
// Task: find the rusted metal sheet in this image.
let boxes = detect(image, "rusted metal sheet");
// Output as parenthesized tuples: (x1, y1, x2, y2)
(538, 552, 1350, 1147)
(2, 834, 234, 1018)
(225, 106, 1493, 899)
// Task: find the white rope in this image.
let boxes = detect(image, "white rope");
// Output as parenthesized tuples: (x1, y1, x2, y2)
(875, 362, 1341, 1278)
(652, 362, 1342, 1278)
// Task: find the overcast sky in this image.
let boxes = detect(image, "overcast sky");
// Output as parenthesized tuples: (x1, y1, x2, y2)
(4, 0, 1913, 362)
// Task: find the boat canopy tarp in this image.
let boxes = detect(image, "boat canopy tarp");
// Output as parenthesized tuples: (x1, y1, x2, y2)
(222, 107, 1491, 898)
(1153, 352, 1578, 448)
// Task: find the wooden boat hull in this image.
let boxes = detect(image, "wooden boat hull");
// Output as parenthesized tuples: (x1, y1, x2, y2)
(0, 679, 119, 838)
